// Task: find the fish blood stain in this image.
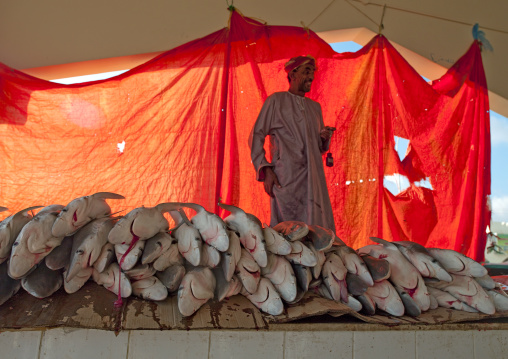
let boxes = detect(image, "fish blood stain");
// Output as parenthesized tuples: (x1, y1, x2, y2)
(114, 233, 140, 308)
(405, 286, 417, 298)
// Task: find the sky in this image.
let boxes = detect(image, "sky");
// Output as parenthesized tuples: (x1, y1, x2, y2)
(52, 41, 508, 224)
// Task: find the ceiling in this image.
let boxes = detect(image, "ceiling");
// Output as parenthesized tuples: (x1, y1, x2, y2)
(2, 0, 507, 115)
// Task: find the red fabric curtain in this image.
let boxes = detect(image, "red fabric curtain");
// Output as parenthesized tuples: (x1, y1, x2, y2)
(0, 10, 490, 260)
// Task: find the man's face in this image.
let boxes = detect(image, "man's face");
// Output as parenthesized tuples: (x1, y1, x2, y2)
(291, 64, 315, 93)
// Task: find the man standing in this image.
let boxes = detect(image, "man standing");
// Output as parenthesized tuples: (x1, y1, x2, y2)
(249, 55, 336, 231)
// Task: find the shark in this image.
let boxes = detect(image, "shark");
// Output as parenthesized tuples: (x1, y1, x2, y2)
(52, 192, 124, 237)
(177, 267, 216, 317)
(0, 206, 42, 263)
(132, 276, 168, 301)
(218, 203, 267, 267)
(66, 218, 115, 282)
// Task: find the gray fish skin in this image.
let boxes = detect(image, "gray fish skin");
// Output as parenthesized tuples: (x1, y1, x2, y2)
(221, 230, 241, 282)
(286, 286, 307, 305)
(156, 265, 186, 292)
(427, 248, 488, 278)
(9, 210, 64, 279)
(0, 261, 21, 306)
(308, 243, 326, 280)
(241, 277, 284, 316)
(394, 286, 422, 317)
(392, 241, 452, 282)
(360, 238, 430, 312)
(52, 192, 124, 237)
(132, 276, 168, 301)
(292, 263, 312, 292)
(346, 273, 369, 296)
(332, 245, 374, 286)
(108, 206, 169, 245)
(364, 279, 405, 317)
(93, 243, 115, 273)
(218, 203, 267, 268)
(212, 267, 242, 302)
(178, 267, 216, 317)
(306, 224, 335, 251)
(0, 206, 42, 263)
(45, 236, 74, 270)
(141, 232, 175, 265)
(357, 292, 376, 315)
(21, 261, 62, 299)
(169, 203, 229, 253)
(359, 253, 391, 282)
(170, 210, 202, 266)
(261, 252, 297, 302)
(66, 218, 115, 282)
(273, 221, 309, 242)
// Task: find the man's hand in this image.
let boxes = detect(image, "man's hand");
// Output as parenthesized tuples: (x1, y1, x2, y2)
(263, 167, 282, 197)
(320, 126, 336, 141)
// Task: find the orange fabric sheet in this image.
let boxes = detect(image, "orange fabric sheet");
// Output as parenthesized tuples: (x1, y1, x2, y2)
(0, 11, 490, 260)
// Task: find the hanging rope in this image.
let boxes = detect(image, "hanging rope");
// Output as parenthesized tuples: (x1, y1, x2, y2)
(351, 0, 508, 35)
(344, 0, 380, 28)
(307, 0, 338, 28)
(227, 6, 267, 28)
(378, 4, 386, 34)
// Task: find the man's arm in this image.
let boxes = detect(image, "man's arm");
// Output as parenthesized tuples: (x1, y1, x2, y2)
(261, 167, 281, 197)
(316, 103, 335, 153)
(249, 96, 282, 196)
(320, 126, 336, 152)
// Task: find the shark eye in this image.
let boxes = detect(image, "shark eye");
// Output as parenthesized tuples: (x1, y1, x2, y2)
(12, 241, 19, 247)
(62, 208, 68, 212)
(76, 249, 84, 254)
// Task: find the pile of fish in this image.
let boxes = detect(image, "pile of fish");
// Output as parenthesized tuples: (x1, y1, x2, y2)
(1, 194, 507, 319)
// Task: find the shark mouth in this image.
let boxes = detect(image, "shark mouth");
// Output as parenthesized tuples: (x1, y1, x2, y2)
(331, 272, 349, 302)
(455, 257, 466, 273)
(71, 210, 79, 228)
(256, 287, 271, 305)
(244, 266, 260, 278)
(423, 262, 433, 277)
(403, 278, 419, 298)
